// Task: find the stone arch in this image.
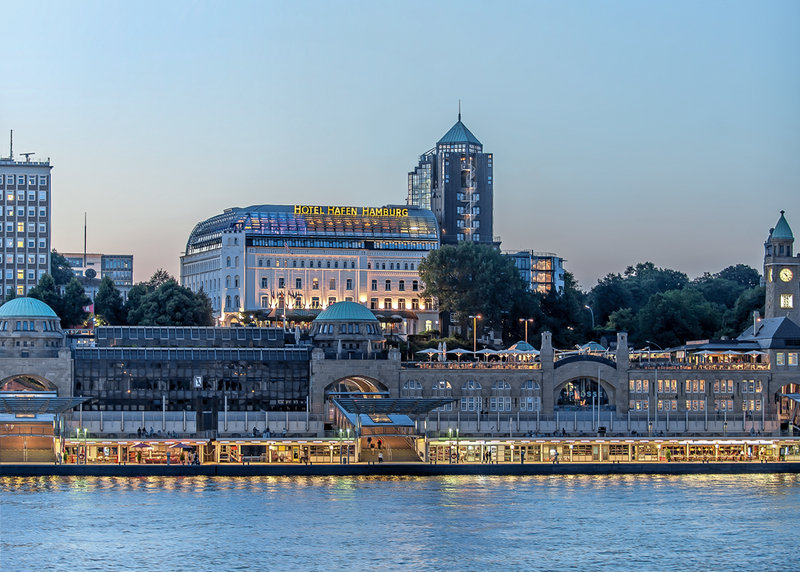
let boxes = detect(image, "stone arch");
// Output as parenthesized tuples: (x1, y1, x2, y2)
(324, 375, 388, 396)
(0, 374, 58, 392)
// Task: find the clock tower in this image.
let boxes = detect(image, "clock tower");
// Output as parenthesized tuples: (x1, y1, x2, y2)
(764, 210, 799, 323)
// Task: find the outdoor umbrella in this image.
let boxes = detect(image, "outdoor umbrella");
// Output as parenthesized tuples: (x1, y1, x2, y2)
(416, 348, 438, 362)
(447, 348, 474, 362)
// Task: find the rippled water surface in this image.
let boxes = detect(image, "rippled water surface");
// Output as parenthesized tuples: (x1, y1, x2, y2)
(1, 474, 797, 571)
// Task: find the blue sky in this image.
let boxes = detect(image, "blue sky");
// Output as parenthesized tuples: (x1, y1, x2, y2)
(2, 0, 798, 289)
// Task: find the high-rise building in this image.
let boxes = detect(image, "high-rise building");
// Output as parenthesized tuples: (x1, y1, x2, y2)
(408, 112, 494, 245)
(0, 148, 52, 301)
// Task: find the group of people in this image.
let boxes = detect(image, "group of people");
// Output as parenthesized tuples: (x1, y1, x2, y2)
(136, 427, 179, 439)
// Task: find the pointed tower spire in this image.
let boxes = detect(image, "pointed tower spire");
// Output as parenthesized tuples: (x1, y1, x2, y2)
(458, 100, 461, 122)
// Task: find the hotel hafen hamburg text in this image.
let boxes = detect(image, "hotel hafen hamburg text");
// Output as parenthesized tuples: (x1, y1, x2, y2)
(180, 203, 440, 333)
(0, 212, 799, 465)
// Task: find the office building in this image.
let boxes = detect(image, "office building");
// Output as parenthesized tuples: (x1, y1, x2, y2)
(62, 252, 134, 301)
(0, 152, 52, 301)
(506, 250, 565, 294)
(408, 112, 494, 245)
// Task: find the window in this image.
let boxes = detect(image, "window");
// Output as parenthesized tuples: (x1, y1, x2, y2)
(312, 278, 319, 290)
(328, 296, 336, 306)
(295, 278, 302, 289)
(412, 280, 419, 291)
(398, 280, 405, 291)
(789, 353, 799, 366)
(234, 276, 239, 287)
(411, 298, 419, 310)
(346, 278, 353, 290)
(385, 280, 391, 291)
(781, 294, 794, 309)
(226, 256, 231, 267)
(398, 299, 406, 310)
(329, 278, 335, 290)
(370, 298, 378, 310)
(261, 277, 268, 288)
(657, 379, 677, 393)
(383, 298, 392, 309)
(776, 353, 785, 366)
(278, 277, 285, 289)
(261, 296, 269, 308)
(371, 280, 377, 291)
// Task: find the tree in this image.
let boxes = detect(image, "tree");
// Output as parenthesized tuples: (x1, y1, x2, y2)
(419, 242, 527, 333)
(28, 274, 62, 314)
(717, 264, 760, 289)
(634, 289, 721, 349)
(50, 250, 75, 287)
(717, 286, 765, 338)
(125, 270, 213, 326)
(60, 278, 90, 328)
(538, 272, 589, 348)
(94, 276, 126, 325)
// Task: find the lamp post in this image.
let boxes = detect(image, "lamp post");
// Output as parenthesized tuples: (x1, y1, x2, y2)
(468, 314, 482, 352)
(519, 318, 534, 343)
(584, 305, 595, 329)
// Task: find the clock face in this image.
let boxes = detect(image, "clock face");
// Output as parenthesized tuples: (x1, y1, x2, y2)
(780, 268, 793, 282)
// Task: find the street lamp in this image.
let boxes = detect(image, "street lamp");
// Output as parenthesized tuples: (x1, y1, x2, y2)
(646, 340, 664, 351)
(519, 318, 534, 343)
(468, 315, 482, 352)
(584, 305, 595, 329)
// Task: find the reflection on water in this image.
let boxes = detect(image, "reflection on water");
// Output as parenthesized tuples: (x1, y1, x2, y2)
(1, 474, 796, 571)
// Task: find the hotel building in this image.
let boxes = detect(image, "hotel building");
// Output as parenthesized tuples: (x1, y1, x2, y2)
(180, 204, 440, 333)
(0, 154, 52, 301)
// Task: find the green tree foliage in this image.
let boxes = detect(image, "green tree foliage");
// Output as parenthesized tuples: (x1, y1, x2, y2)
(50, 250, 76, 287)
(717, 286, 766, 339)
(634, 289, 721, 348)
(28, 274, 61, 312)
(125, 270, 213, 326)
(94, 276, 126, 325)
(419, 242, 527, 332)
(61, 278, 91, 328)
(717, 264, 761, 289)
(538, 272, 589, 348)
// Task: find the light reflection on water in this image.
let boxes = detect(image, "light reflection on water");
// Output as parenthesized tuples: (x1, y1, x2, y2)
(1, 474, 797, 571)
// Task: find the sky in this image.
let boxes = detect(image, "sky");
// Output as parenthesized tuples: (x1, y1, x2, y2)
(2, 0, 798, 290)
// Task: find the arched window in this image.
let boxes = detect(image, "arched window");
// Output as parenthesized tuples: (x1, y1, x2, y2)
(461, 380, 482, 411)
(558, 378, 608, 410)
(225, 295, 231, 309)
(225, 275, 231, 288)
(490, 380, 512, 412)
(521, 380, 541, 412)
(234, 276, 240, 288)
(401, 380, 423, 397)
(226, 256, 231, 267)
(234, 256, 239, 267)
(234, 295, 240, 308)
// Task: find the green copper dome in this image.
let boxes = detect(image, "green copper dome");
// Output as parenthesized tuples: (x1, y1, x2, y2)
(314, 301, 378, 322)
(772, 210, 793, 240)
(0, 297, 59, 318)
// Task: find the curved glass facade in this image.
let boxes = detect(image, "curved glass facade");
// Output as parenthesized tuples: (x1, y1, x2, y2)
(186, 205, 439, 255)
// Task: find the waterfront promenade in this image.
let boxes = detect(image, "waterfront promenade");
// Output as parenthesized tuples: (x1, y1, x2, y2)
(3, 460, 799, 477)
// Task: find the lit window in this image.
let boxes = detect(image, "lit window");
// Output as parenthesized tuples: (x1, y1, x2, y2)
(780, 294, 793, 309)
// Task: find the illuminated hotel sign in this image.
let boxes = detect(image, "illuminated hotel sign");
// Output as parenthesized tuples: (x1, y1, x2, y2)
(294, 205, 408, 217)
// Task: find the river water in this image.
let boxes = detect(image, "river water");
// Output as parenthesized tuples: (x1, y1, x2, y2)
(1, 474, 797, 571)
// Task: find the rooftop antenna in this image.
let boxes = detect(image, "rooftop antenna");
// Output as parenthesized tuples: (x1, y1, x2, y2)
(83, 212, 87, 269)
(9, 130, 13, 160)
(458, 99, 461, 122)
(21, 152, 35, 162)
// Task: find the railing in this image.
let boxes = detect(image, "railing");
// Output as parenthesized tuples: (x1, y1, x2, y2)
(404, 361, 542, 370)
(632, 362, 770, 371)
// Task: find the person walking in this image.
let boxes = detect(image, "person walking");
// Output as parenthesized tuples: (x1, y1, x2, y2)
(553, 450, 559, 464)
(378, 451, 384, 464)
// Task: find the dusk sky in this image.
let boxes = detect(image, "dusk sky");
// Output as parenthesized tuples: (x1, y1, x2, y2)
(2, 1, 798, 290)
